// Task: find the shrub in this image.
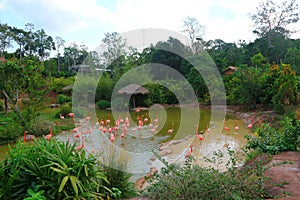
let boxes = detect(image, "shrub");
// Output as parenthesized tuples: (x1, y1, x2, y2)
(97, 100, 111, 109)
(50, 77, 74, 94)
(143, 150, 268, 200)
(245, 117, 300, 154)
(0, 101, 3, 112)
(56, 94, 71, 105)
(55, 104, 72, 118)
(0, 139, 110, 199)
(29, 116, 54, 137)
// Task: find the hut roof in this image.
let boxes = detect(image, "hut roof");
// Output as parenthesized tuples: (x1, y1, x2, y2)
(118, 84, 149, 95)
(223, 66, 238, 75)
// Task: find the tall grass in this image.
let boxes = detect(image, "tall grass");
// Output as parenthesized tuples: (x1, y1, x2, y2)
(100, 145, 137, 199)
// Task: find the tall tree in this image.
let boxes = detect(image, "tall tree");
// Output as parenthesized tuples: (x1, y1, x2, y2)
(55, 36, 65, 73)
(11, 27, 28, 59)
(182, 16, 205, 54)
(33, 29, 55, 62)
(0, 23, 13, 57)
(250, 0, 299, 47)
(24, 23, 35, 56)
(101, 32, 128, 67)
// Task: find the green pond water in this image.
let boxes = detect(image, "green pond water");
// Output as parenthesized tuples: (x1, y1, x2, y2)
(0, 107, 251, 177)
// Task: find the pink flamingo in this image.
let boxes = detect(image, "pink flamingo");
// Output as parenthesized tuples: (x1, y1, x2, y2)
(167, 123, 174, 134)
(195, 125, 204, 141)
(102, 127, 107, 133)
(120, 131, 126, 138)
(235, 120, 239, 132)
(23, 130, 28, 142)
(110, 133, 116, 142)
(45, 126, 53, 140)
(74, 131, 82, 138)
(136, 107, 140, 113)
(59, 113, 64, 119)
(86, 112, 92, 121)
(106, 113, 111, 124)
(75, 138, 84, 150)
(67, 137, 71, 146)
(72, 127, 79, 133)
(206, 123, 210, 133)
(153, 117, 158, 124)
(247, 116, 254, 129)
(185, 144, 194, 158)
(67, 113, 74, 122)
(223, 119, 230, 131)
(144, 113, 149, 123)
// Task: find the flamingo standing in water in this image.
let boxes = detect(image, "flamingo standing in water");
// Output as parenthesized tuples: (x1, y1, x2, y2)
(195, 125, 204, 141)
(110, 133, 116, 142)
(185, 144, 194, 158)
(206, 123, 210, 133)
(75, 138, 84, 150)
(167, 123, 174, 134)
(223, 119, 230, 131)
(235, 120, 239, 132)
(247, 116, 254, 129)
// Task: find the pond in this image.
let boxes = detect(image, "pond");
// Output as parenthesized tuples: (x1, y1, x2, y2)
(0, 106, 251, 179)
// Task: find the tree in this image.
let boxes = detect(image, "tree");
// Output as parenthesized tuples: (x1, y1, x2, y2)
(251, 52, 267, 68)
(33, 29, 55, 62)
(182, 16, 205, 54)
(250, 0, 299, 47)
(0, 58, 46, 128)
(0, 23, 13, 57)
(100, 32, 129, 67)
(11, 27, 28, 59)
(24, 23, 35, 56)
(55, 36, 65, 73)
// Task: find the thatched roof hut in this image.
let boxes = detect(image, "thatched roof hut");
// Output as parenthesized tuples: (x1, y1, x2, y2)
(118, 84, 149, 108)
(223, 66, 238, 75)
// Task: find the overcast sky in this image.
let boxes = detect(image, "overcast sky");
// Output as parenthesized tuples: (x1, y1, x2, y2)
(0, 0, 299, 51)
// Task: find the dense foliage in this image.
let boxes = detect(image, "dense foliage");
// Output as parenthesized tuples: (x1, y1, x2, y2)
(245, 117, 300, 155)
(0, 139, 110, 200)
(144, 151, 269, 200)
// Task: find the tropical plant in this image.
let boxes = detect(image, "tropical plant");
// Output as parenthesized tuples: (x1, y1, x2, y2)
(0, 139, 111, 200)
(245, 117, 300, 155)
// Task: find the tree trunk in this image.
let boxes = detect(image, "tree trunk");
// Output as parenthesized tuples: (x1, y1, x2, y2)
(2, 90, 26, 126)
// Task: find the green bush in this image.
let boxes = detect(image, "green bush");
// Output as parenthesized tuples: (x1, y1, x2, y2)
(50, 77, 74, 94)
(0, 101, 3, 112)
(97, 100, 111, 109)
(245, 117, 300, 155)
(0, 139, 110, 200)
(56, 94, 71, 105)
(29, 116, 54, 137)
(143, 150, 268, 200)
(55, 104, 72, 118)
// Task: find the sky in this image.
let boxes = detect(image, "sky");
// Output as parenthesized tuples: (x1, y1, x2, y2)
(0, 0, 300, 52)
